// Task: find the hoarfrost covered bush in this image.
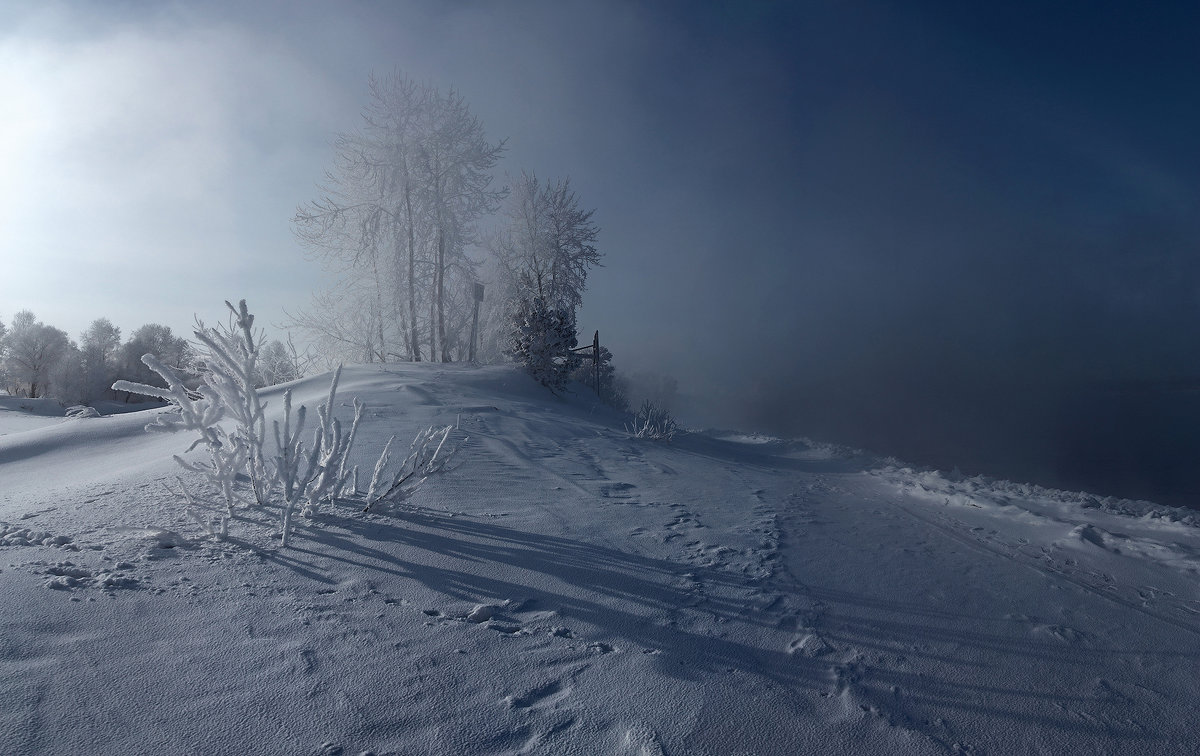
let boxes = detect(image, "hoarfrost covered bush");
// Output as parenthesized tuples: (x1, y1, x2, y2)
(115, 300, 359, 543)
(116, 299, 464, 546)
(627, 399, 678, 441)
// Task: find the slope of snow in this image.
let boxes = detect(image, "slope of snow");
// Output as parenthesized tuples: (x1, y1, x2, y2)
(1, 363, 1198, 754)
(0, 397, 68, 437)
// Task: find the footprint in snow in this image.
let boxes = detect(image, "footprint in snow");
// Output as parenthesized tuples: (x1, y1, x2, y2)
(615, 724, 667, 756)
(788, 633, 836, 658)
(42, 561, 139, 592)
(505, 679, 573, 711)
(1034, 623, 1091, 644)
(600, 482, 637, 499)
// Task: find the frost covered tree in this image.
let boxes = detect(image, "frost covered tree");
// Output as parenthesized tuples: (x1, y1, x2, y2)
(493, 172, 601, 317)
(255, 339, 301, 387)
(2, 311, 73, 398)
(292, 78, 415, 364)
(491, 172, 601, 389)
(0, 316, 8, 392)
(118, 324, 191, 402)
(80, 318, 122, 402)
(49, 341, 84, 403)
(293, 71, 504, 365)
(286, 283, 391, 367)
(413, 86, 506, 361)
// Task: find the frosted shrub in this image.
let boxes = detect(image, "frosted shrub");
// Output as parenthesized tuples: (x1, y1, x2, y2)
(627, 399, 678, 442)
(116, 300, 363, 543)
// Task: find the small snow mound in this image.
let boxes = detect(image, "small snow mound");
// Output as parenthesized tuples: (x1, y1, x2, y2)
(45, 562, 93, 579)
(0, 523, 73, 547)
(40, 561, 139, 592)
(43, 562, 92, 590)
(115, 527, 186, 550)
(1072, 524, 1111, 550)
(95, 572, 139, 589)
(617, 724, 666, 756)
(65, 405, 101, 419)
(466, 604, 494, 623)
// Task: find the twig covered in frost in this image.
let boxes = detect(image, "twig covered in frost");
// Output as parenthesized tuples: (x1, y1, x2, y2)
(272, 388, 308, 546)
(366, 435, 397, 503)
(301, 376, 363, 517)
(271, 389, 307, 504)
(191, 300, 273, 506)
(363, 424, 460, 511)
(272, 366, 364, 545)
(114, 354, 245, 532)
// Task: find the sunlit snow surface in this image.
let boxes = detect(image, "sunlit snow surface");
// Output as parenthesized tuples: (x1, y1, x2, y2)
(1, 364, 1198, 754)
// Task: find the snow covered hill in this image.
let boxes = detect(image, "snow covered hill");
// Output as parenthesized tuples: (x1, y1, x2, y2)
(2, 363, 1199, 755)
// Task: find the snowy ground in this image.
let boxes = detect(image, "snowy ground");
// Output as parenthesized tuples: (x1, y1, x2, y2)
(2, 363, 1198, 755)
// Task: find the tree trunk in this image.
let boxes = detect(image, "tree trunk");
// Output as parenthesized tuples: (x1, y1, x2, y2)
(429, 291, 436, 362)
(370, 252, 386, 363)
(437, 226, 449, 362)
(405, 184, 421, 362)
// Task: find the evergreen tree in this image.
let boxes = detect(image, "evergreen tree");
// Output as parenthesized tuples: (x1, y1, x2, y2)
(509, 296, 580, 391)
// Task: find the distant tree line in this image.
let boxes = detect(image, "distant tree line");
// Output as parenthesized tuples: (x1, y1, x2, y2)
(0, 312, 303, 403)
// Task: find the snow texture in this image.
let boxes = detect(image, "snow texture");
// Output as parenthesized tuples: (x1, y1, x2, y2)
(2, 362, 1200, 754)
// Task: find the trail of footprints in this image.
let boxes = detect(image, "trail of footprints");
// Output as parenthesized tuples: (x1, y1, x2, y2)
(416, 596, 617, 655)
(0, 519, 190, 596)
(412, 594, 633, 753)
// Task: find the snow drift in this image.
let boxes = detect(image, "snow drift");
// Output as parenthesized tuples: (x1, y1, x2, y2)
(2, 362, 1199, 755)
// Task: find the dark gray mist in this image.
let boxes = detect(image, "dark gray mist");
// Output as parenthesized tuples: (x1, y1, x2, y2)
(558, 2, 1200, 507)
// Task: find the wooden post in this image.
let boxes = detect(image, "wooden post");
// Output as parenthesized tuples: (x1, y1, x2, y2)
(469, 283, 484, 363)
(593, 330, 600, 398)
